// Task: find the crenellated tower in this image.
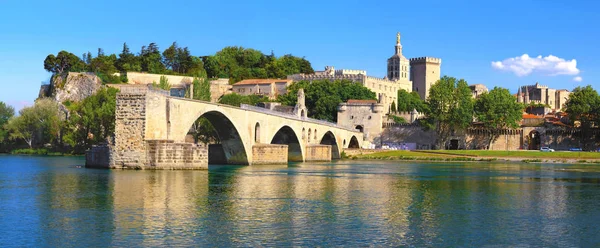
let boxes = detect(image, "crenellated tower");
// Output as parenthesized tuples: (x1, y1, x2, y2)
(409, 57, 442, 100)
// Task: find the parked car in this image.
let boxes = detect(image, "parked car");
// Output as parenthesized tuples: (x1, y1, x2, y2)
(569, 147, 583, 151)
(540, 147, 555, 152)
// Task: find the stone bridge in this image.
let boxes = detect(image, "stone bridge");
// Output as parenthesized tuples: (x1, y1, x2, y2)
(87, 85, 363, 169)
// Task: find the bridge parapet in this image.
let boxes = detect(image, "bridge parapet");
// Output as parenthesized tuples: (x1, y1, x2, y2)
(240, 104, 356, 132)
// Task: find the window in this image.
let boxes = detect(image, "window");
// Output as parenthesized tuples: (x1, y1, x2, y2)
(368, 116, 372, 120)
(351, 116, 354, 119)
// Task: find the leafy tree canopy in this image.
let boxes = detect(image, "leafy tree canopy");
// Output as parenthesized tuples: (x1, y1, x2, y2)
(277, 79, 376, 122)
(425, 76, 474, 149)
(474, 87, 524, 149)
(397, 89, 427, 113)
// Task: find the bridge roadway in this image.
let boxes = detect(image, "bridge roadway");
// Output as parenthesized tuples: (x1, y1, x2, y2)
(98, 85, 363, 169)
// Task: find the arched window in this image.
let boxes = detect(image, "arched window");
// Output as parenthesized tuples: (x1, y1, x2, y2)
(255, 122, 260, 143)
(308, 129, 312, 143)
(302, 128, 306, 141)
(314, 130, 317, 141)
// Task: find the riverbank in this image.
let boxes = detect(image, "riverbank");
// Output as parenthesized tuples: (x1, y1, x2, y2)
(349, 150, 600, 164)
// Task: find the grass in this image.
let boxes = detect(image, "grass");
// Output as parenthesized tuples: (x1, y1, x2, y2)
(353, 149, 600, 162)
(11, 148, 64, 156)
(418, 150, 600, 159)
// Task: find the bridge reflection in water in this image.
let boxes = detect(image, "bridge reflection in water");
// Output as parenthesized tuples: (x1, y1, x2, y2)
(32, 160, 600, 246)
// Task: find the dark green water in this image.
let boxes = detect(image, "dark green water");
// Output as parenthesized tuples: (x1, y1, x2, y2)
(1, 155, 600, 247)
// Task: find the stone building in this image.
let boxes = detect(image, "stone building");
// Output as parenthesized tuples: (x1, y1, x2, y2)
(209, 78, 232, 102)
(232, 79, 293, 100)
(337, 99, 385, 143)
(469, 84, 489, 98)
(289, 32, 441, 112)
(516, 82, 570, 111)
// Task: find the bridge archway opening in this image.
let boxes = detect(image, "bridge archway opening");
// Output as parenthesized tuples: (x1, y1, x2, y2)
(255, 123, 261, 143)
(355, 125, 364, 133)
(349, 136, 360, 148)
(271, 126, 303, 162)
(188, 111, 248, 165)
(528, 130, 541, 150)
(320, 131, 340, 160)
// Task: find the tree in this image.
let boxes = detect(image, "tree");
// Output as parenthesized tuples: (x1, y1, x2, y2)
(44, 51, 86, 74)
(140, 43, 165, 74)
(474, 87, 524, 149)
(162, 42, 178, 71)
(564, 85, 600, 150)
(152, 76, 171, 90)
(5, 99, 60, 148)
(397, 89, 427, 112)
(116, 43, 141, 72)
(0, 101, 15, 142)
(277, 79, 376, 122)
(390, 101, 397, 114)
(425, 76, 474, 149)
(63, 87, 118, 150)
(219, 93, 269, 107)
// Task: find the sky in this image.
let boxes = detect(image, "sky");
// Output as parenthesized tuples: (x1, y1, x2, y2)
(1, 0, 598, 110)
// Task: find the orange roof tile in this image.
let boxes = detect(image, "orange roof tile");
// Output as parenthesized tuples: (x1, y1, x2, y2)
(523, 114, 543, 119)
(233, 79, 292, 86)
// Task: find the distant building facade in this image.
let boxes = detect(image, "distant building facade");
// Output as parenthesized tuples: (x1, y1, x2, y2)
(469, 84, 489, 98)
(209, 78, 232, 102)
(232, 79, 293, 100)
(516, 82, 571, 111)
(289, 32, 442, 113)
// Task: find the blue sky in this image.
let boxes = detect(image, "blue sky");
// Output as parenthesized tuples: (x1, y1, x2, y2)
(1, 0, 598, 110)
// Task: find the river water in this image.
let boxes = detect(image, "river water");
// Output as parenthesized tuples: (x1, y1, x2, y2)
(1, 155, 600, 247)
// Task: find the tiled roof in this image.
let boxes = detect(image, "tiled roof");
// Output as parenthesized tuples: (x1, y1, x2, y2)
(522, 114, 543, 119)
(233, 79, 292, 86)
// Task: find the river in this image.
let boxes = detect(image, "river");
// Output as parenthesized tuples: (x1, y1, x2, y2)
(1, 155, 599, 247)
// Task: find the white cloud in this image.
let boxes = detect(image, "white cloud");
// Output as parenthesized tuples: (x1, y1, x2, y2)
(491, 54, 580, 77)
(573, 76, 583, 82)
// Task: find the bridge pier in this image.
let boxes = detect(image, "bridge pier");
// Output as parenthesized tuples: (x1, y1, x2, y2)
(305, 145, 332, 162)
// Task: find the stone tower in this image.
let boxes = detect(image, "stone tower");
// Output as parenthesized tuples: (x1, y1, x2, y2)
(387, 32, 410, 81)
(524, 86, 529, 103)
(517, 87, 523, 103)
(294, 88, 308, 118)
(409, 57, 442, 100)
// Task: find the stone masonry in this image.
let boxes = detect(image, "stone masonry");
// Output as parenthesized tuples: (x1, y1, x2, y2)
(252, 144, 289, 164)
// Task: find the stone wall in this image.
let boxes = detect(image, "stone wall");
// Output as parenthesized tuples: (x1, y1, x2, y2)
(110, 86, 152, 168)
(305, 145, 331, 162)
(146, 140, 208, 169)
(252, 144, 288, 164)
(85, 145, 111, 168)
(465, 129, 523, 150)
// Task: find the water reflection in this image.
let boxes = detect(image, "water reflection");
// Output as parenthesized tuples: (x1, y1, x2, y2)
(1, 156, 600, 247)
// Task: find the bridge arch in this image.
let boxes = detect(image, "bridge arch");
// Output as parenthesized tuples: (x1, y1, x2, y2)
(175, 107, 251, 165)
(348, 136, 360, 148)
(270, 125, 304, 162)
(320, 131, 340, 159)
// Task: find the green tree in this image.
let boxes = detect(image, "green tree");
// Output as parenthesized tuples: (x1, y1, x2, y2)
(425, 76, 474, 149)
(116, 42, 141, 72)
(397, 89, 427, 112)
(474, 87, 524, 149)
(152, 76, 171, 90)
(140, 43, 166, 74)
(219, 93, 269, 107)
(63, 87, 118, 150)
(44, 51, 86, 74)
(277, 79, 376, 122)
(0, 101, 15, 142)
(390, 101, 397, 114)
(564, 85, 600, 149)
(5, 99, 61, 148)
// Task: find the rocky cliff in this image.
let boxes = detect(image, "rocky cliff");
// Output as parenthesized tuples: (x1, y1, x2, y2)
(39, 72, 103, 103)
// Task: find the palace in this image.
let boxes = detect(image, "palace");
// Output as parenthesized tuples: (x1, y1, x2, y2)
(289, 33, 442, 113)
(516, 82, 570, 112)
